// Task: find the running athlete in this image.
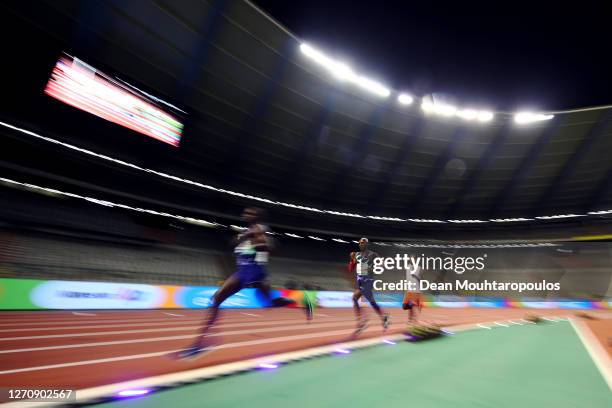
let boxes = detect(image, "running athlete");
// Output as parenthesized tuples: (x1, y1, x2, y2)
(403, 262, 424, 323)
(348, 238, 390, 336)
(178, 207, 313, 359)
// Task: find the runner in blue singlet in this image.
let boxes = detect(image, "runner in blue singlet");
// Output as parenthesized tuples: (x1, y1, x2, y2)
(177, 207, 313, 359)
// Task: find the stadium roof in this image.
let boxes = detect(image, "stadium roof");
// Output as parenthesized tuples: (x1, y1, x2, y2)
(3, 0, 612, 235)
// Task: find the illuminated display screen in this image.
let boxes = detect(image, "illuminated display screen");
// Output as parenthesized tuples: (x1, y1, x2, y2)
(45, 54, 184, 146)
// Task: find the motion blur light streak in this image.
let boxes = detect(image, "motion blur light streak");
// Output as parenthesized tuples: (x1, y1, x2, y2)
(308, 235, 326, 241)
(1, 120, 606, 225)
(333, 348, 351, 354)
(117, 389, 151, 397)
(535, 214, 586, 220)
(258, 363, 279, 369)
(490, 218, 534, 222)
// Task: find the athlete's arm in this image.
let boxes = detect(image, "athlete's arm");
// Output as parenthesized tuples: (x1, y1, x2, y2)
(233, 230, 254, 247)
(251, 224, 270, 252)
(346, 252, 359, 289)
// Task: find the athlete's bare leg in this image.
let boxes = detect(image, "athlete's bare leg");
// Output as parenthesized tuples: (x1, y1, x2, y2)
(197, 276, 242, 339)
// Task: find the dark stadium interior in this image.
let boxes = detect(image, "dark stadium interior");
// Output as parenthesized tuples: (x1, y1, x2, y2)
(3, 0, 612, 239)
(0, 1, 610, 407)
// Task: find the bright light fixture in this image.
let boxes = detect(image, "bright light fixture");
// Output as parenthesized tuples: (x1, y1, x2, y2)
(300, 43, 389, 98)
(398, 93, 414, 105)
(514, 112, 554, 124)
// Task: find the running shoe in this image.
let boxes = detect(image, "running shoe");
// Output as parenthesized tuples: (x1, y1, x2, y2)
(353, 318, 369, 337)
(382, 314, 390, 331)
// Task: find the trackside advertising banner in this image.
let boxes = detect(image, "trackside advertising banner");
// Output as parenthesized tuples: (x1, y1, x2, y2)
(0, 279, 609, 310)
(174, 286, 281, 309)
(30, 281, 168, 309)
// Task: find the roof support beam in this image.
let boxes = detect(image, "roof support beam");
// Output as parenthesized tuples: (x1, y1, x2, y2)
(531, 109, 612, 216)
(445, 123, 510, 219)
(405, 127, 466, 215)
(366, 118, 424, 214)
(487, 118, 561, 219)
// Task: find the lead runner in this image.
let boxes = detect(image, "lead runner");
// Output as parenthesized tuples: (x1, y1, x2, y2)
(177, 207, 313, 359)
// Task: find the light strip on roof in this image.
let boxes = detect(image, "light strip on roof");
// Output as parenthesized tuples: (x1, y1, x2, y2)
(397, 93, 413, 105)
(447, 219, 488, 224)
(535, 214, 585, 220)
(514, 112, 554, 124)
(300, 43, 390, 97)
(0, 121, 599, 226)
(490, 218, 534, 222)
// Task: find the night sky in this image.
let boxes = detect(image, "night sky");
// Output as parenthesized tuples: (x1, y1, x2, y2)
(254, 0, 611, 111)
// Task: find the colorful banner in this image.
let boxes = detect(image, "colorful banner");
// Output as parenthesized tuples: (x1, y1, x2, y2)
(29, 281, 168, 309)
(174, 286, 280, 309)
(0, 278, 609, 310)
(0, 278, 41, 309)
(315, 291, 354, 308)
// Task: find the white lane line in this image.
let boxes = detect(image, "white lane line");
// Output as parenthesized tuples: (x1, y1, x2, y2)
(0, 318, 200, 327)
(72, 312, 96, 316)
(0, 318, 353, 341)
(0, 332, 410, 407)
(0, 324, 502, 408)
(71, 334, 412, 402)
(0, 325, 388, 375)
(0, 313, 312, 327)
(508, 320, 523, 325)
(163, 313, 184, 317)
(494, 322, 509, 327)
(0, 316, 319, 333)
(0, 320, 368, 353)
(569, 319, 612, 391)
(519, 319, 536, 324)
(543, 317, 558, 322)
(240, 313, 260, 317)
(477, 324, 491, 330)
(0, 320, 205, 333)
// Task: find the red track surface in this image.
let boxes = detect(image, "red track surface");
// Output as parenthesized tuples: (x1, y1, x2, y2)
(0, 307, 595, 399)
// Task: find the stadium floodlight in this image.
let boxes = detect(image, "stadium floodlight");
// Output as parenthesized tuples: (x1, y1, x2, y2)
(456, 109, 478, 120)
(300, 43, 390, 98)
(285, 233, 304, 238)
(477, 111, 494, 122)
(514, 112, 554, 124)
(421, 99, 435, 113)
(436, 103, 458, 117)
(331, 62, 358, 82)
(421, 99, 457, 117)
(332, 238, 350, 243)
(300, 43, 329, 65)
(355, 76, 391, 97)
(397, 93, 414, 105)
(448, 219, 487, 223)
